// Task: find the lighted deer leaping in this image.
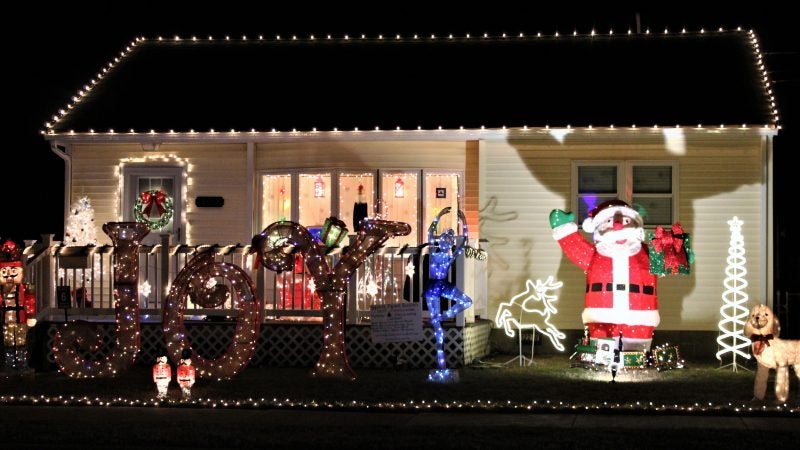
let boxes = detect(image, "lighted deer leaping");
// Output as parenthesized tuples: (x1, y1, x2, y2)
(494, 276, 566, 352)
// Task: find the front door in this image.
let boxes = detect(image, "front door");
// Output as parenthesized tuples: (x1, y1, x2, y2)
(123, 166, 184, 245)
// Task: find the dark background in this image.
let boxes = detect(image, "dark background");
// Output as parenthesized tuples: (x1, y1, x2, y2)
(4, 4, 798, 298)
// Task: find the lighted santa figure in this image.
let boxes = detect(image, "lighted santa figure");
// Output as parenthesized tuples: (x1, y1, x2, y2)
(176, 348, 196, 400)
(1, 238, 36, 372)
(152, 352, 172, 399)
(550, 200, 683, 352)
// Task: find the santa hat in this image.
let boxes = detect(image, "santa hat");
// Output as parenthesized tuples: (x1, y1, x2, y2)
(582, 199, 641, 233)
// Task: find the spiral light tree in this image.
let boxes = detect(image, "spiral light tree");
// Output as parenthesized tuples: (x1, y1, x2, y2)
(53, 222, 150, 377)
(715, 216, 751, 371)
(162, 250, 261, 379)
(252, 217, 410, 380)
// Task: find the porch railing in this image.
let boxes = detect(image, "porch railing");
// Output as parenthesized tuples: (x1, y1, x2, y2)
(23, 234, 487, 326)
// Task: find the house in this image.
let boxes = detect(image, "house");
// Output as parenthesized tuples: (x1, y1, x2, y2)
(34, 29, 777, 367)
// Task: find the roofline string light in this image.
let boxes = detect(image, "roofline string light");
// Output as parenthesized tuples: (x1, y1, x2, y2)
(42, 28, 779, 136)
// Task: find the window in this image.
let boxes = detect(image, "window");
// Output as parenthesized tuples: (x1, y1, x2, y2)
(423, 172, 461, 237)
(123, 165, 185, 244)
(259, 169, 463, 246)
(573, 161, 677, 227)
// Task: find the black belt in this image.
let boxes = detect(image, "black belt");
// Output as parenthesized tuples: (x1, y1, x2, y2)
(2, 303, 24, 322)
(586, 283, 655, 295)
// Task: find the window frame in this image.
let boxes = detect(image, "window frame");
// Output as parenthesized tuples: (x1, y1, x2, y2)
(571, 160, 679, 228)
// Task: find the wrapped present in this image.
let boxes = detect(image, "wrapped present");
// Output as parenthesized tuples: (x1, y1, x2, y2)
(648, 223, 693, 276)
(651, 344, 684, 370)
(622, 351, 646, 369)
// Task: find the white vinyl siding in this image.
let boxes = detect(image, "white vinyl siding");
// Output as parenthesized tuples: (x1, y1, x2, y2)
(481, 134, 764, 332)
(69, 143, 249, 245)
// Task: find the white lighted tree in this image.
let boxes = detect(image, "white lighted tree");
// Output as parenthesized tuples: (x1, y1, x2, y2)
(65, 196, 97, 246)
(715, 216, 751, 371)
(61, 196, 101, 301)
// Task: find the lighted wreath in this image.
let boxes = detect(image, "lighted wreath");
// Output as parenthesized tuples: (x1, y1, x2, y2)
(134, 189, 174, 230)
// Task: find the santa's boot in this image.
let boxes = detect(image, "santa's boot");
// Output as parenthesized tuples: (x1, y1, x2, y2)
(622, 338, 652, 352)
(16, 349, 30, 372)
(4, 348, 17, 370)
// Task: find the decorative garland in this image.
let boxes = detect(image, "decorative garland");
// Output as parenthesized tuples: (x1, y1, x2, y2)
(134, 190, 174, 230)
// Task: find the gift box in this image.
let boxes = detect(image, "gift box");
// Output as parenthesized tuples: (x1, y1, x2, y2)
(622, 351, 646, 369)
(648, 223, 693, 276)
(651, 345, 684, 370)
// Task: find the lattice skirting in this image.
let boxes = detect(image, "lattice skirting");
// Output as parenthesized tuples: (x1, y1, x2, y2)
(42, 320, 491, 369)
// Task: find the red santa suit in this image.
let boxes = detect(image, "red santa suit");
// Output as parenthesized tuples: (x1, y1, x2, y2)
(551, 200, 659, 351)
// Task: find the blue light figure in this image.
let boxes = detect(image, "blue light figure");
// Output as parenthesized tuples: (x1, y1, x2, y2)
(425, 207, 472, 383)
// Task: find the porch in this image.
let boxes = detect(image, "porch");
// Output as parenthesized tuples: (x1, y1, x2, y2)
(22, 234, 490, 369)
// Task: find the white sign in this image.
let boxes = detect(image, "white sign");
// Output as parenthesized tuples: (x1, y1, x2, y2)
(370, 302, 423, 343)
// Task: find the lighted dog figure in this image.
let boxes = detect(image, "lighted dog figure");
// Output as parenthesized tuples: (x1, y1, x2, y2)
(495, 276, 566, 352)
(743, 304, 800, 402)
(425, 207, 472, 383)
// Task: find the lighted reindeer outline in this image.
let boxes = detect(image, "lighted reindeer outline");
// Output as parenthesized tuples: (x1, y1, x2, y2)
(494, 276, 566, 352)
(425, 207, 472, 382)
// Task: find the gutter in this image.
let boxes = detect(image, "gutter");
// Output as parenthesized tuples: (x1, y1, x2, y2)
(50, 142, 71, 236)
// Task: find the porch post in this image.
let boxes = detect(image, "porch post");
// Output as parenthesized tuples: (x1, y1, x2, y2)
(455, 251, 465, 327)
(37, 234, 56, 310)
(160, 233, 171, 304)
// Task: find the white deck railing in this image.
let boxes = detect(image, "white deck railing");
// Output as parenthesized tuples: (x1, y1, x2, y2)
(23, 234, 487, 326)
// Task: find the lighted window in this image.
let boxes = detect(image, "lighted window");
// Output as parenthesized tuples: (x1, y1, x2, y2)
(260, 174, 292, 228)
(259, 169, 463, 247)
(573, 161, 677, 227)
(381, 172, 418, 247)
(423, 172, 461, 236)
(299, 173, 331, 228)
(339, 172, 374, 232)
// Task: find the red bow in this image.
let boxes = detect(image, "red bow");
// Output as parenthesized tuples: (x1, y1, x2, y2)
(752, 334, 774, 356)
(141, 190, 167, 218)
(652, 223, 688, 274)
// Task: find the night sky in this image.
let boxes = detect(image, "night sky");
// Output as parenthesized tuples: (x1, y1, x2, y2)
(5, 5, 798, 292)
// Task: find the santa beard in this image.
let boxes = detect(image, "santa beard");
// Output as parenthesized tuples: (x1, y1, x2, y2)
(595, 226, 644, 257)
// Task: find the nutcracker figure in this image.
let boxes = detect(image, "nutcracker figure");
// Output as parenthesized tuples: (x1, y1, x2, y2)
(152, 353, 172, 399)
(176, 348, 196, 400)
(1, 238, 36, 372)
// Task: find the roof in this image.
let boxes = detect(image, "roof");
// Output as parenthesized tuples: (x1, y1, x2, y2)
(45, 30, 777, 135)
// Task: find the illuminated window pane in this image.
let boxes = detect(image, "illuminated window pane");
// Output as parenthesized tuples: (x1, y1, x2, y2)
(381, 172, 417, 246)
(261, 174, 292, 227)
(424, 173, 460, 235)
(299, 173, 331, 227)
(339, 172, 375, 232)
